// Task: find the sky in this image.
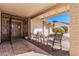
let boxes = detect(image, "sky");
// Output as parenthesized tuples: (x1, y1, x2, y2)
(46, 12, 70, 23)
(34, 12, 70, 33)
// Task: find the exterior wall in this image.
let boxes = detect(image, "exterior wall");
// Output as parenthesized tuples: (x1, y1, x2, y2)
(0, 10, 1, 43)
(1, 14, 28, 41)
(70, 4, 79, 55)
(1, 17, 9, 41)
(1, 17, 23, 41)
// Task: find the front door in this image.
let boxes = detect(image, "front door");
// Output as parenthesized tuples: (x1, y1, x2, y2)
(11, 21, 21, 38)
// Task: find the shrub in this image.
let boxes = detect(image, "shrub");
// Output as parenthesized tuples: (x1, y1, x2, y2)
(53, 27, 65, 34)
(61, 26, 68, 33)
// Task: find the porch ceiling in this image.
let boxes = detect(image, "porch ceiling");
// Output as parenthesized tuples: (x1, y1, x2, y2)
(33, 4, 69, 19)
(0, 3, 56, 18)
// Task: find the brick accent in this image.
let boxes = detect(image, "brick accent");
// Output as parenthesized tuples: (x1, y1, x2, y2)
(70, 4, 79, 55)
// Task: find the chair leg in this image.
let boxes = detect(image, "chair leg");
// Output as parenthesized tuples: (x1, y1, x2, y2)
(38, 36, 39, 42)
(47, 37, 49, 45)
(43, 37, 45, 44)
(40, 38, 42, 43)
(60, 40, 62, 50)
(52, 39, 55, 49)
(36, 37, 38, 42)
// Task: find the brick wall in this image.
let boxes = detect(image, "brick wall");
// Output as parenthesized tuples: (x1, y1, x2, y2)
(70, 4, 79, 55)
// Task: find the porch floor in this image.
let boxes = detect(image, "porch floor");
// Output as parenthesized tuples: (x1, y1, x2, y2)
(0, 38, 69, 56)
(0, 38, 33, 56)
(0, 38, 50, 56)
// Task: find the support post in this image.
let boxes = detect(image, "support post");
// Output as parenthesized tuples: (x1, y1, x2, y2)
(0, 10, 1, 43)
(9, 16, 12, 44)
(47, 23, 50, 45)
(28, 18, 31, 39)
(42, 21, 45, 44)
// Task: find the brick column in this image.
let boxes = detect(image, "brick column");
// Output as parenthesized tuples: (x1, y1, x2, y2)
(0, 10, 1, 43)
(70, 4, 79, 55)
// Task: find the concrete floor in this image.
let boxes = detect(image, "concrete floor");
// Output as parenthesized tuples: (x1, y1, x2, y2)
(0, 38, 50, 56)
(0, 36, 69, 56)
(31, 33, 70, 51)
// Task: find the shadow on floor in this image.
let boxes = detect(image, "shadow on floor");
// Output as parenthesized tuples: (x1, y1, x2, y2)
(27, 39, 69, 56)
(0, 38, 32, 56)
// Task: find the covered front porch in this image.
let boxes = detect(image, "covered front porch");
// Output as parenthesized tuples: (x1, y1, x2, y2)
(0, 3, 79, 56)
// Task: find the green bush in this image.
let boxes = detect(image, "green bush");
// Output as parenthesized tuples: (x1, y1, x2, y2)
(61, 26, 68, 33)
(53, 27, 65, 34)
